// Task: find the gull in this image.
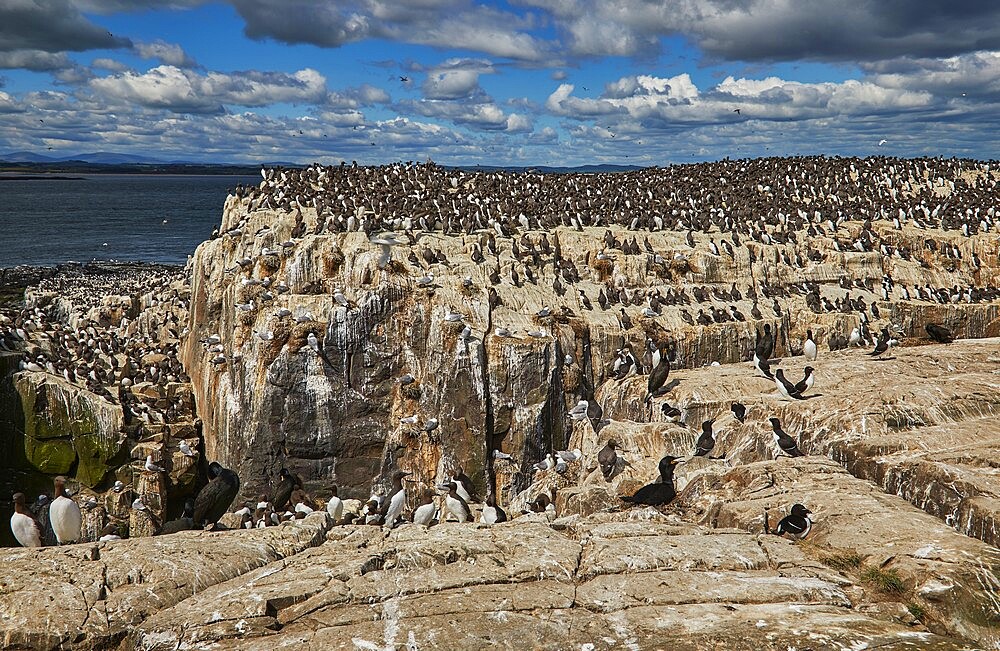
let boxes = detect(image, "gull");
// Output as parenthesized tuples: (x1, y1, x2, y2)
(178, 440, 196, 457)
(496, 327, 514, 337)
(370, 232, 406, 269)
(424, 418, 439, 432)
(493, 450, 514, 461)
(275, 308, 292, 318)
(400, 414, 419, 425)
(306, 331, 335, 367)
(444, 310, 464, 322)
(255, 330, 274, 341)
(556, 448, 582, 463)
(145, 455, 165, 472)
(568, 400, 588, 420)
(537, 306, 551, 317)
(132, 498, 147, 511)
(416, 272, 435, 287)
(112, 481, 125, 493)
(533, 454, 555, 472)
(878, 139, 887, 146)
(334, 288, 349, 307)
(527, 329, 546, 338)
(235, 300, 254, 312)
(295, 311, 315, 323)
(398, 373, 416, 385)
(261, 247, 280, 257)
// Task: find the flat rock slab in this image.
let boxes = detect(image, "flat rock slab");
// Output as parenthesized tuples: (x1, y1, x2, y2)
(677, 457, 1000, 648)
(129, 511, 969, 651)
(0, 513, 330, 650)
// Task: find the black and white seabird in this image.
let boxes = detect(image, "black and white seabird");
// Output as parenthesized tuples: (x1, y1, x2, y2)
(868, 327, 890, 359)
(326, 485, 344, 523)
(803, 329, 817, 361)
(10, 492, 43, 547)
(766, 503, 812, 538)
(731, 402, 747, 423)
(454, 466, 481, 503)
(481, 494, 508, 525)
(49, 476, 81, 544)
(770, 417, 804, 457)
(793, 366, 815, 396)
(693, 420, 716, 457)
(621, 456, 683, 506)
(412, 489, 436, 526)
(194, 461, 241, 528)
(644, 344, 670, 402)
(439, 481, 473, 523)
(774, 369, 804, 400)
(598, 439, 619, 480)
(378, 469, 411, 527)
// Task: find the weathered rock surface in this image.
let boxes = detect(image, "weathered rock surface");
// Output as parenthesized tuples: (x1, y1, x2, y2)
(0, 513, 330, 650)
(181, 165, 1000, 511)
(589, 337, 1000, 548)
(117, 510, 973, 650)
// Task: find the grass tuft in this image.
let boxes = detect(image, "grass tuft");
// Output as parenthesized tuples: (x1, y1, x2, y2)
(906, 602, 926, 621)
(820, 550, 865, 572)
(861, 566, 907, 594)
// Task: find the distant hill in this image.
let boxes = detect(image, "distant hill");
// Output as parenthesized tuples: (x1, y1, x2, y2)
(0, 151, 646, 176)
(2, 151, 165, 165)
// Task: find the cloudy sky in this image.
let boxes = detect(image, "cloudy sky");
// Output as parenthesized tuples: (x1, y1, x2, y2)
(1, 0, 998, 165)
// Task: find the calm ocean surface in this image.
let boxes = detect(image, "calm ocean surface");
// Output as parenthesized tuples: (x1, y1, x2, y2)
(0, 174, 257, 267)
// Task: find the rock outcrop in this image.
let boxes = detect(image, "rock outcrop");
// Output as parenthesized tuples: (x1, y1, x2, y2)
(181, 160, 1000, 520)
(0, 513, 331, 650)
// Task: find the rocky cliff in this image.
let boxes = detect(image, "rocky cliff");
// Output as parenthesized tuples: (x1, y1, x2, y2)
(181, 160, 1000, 521)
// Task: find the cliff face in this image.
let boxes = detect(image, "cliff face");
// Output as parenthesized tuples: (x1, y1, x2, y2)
(182, 184, 1000, 516)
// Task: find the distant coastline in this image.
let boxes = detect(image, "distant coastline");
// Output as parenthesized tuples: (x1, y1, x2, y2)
(0, 162, 267, 176)
(0, 175, 85, 181)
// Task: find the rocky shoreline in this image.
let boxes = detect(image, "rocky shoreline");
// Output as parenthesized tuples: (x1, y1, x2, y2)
(2, 157, 1000, 649)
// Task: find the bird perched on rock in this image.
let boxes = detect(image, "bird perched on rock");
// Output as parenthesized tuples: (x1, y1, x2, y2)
(774, 369, 804, 400)
(765, 503, 812, 538)
(306, 331, 335, 367)
(770, 417, 804, 457)
(178, 440, 196, 457)
(454, 466, 480, 503)
(868, 327, 890, 359)
(194, 461, 241, 529)
(49, 476, 81, 544)
(377, 470, 411, 528)
(621, 456, 683, 506)
(145, 454, 165, 473)
(645, 346, 671, 402)
(793, 367, 815, 396)
(10, 493, 43, 547)
(481, 494, 507, 525)
(598, 440, 619, 480)
(412, 489, 437, 526)
(272, 468, 297, 512)
(731, 402, 747, 423)
(661, 403, 682, 422)
(925, 323, 953, 343)
(439, 481, 472, 523)
(693, 420, 716, 457)
(803, 329, 817, 361)
(326, 485, 343, 523)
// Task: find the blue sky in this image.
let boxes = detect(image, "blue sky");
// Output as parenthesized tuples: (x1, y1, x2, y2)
(1, 0, 999, 165)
